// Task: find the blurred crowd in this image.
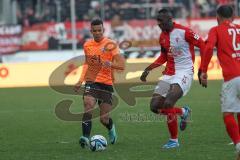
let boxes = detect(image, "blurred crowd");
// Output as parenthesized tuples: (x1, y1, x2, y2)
(16, 0, 236, 27)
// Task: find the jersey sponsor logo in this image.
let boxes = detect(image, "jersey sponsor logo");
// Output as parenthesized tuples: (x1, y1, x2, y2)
(168, 46, 183, 57)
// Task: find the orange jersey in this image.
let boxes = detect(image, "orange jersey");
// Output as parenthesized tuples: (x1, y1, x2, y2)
(82, 37, 119, 85)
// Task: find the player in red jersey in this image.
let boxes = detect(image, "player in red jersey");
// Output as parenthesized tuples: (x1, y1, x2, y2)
(200, 5, 240, 158)
(140, 9, 205, 148)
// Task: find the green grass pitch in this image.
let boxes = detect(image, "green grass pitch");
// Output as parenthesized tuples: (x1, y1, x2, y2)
(0, 80, 237, 160)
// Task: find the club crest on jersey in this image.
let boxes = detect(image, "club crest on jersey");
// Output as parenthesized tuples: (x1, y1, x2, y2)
(175, 37, 179, 43)
(87, 47, 91, 52)
(101, 47, 106, 53)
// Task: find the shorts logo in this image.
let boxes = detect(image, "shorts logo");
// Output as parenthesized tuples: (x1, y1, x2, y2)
(182, 75, 187, 84)
(85, 86, 91, 92)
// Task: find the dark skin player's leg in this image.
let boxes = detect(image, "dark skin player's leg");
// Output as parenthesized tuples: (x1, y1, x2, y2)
(150, 83, 184, 144)
(150, 94, 165, 113)
(150, 83, 183, 113)
(163, 84, 183, 108)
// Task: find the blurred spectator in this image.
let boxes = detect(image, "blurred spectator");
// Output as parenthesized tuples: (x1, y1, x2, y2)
(218, 0, 235, 5)
(207, 0, 218, 17)
(111, 14, 123, 28)
(15, 0, 238, 26)
(109, 14, 127, 42)
(25, 7, 39, 26)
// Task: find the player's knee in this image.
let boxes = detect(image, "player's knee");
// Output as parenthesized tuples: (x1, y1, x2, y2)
(163, 99, 174, 108)
(84, 100, 95, 111)
(150, 102, 160, 114)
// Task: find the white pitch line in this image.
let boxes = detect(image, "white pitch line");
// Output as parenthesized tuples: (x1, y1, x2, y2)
(228, 142, 234, 145)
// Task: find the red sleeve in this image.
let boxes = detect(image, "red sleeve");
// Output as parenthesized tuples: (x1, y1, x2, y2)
(146, 51, 167, 70)
(146, 34, 167, 70)
(202, 27, 217, 73)
(185, 28, 205, 58)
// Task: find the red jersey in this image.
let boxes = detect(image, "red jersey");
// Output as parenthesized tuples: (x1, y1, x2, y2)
(150, 23, 205, 75)
(202, 20, 240, 81)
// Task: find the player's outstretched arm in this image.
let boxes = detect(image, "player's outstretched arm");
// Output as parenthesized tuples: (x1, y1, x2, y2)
(200, 27, 217, 88)
(140, 52, 167, 82)
(110, 54, 125, 71)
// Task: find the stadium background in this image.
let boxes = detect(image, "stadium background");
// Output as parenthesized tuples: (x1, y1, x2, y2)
(0, 0, 239, 160)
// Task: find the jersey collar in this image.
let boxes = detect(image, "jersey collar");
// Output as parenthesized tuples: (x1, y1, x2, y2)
(222, 20, 232, 25)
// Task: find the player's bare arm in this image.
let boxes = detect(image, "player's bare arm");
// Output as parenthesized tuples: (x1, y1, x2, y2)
(102, 54, 125, 71)
(140, 53, 167, 82)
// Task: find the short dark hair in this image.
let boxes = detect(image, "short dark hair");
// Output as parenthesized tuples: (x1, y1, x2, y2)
(217, 5, 234, 18)
(91, 18, 103, 26)
(157, 8, 172, 17)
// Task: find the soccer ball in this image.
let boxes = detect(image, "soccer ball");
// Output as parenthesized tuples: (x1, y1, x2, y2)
(90, 135, 107, 151)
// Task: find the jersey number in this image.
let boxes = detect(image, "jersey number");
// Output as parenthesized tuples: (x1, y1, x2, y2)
(228, 28, 240, 51)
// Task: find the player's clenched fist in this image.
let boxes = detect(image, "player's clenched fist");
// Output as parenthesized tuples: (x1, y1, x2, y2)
(200, 72, 207, 88)
(140, 70, 150, 82)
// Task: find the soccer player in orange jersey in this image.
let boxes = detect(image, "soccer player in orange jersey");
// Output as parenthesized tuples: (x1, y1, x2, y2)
(74, 19, 125, 148)
(200, 5, 240, 158)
